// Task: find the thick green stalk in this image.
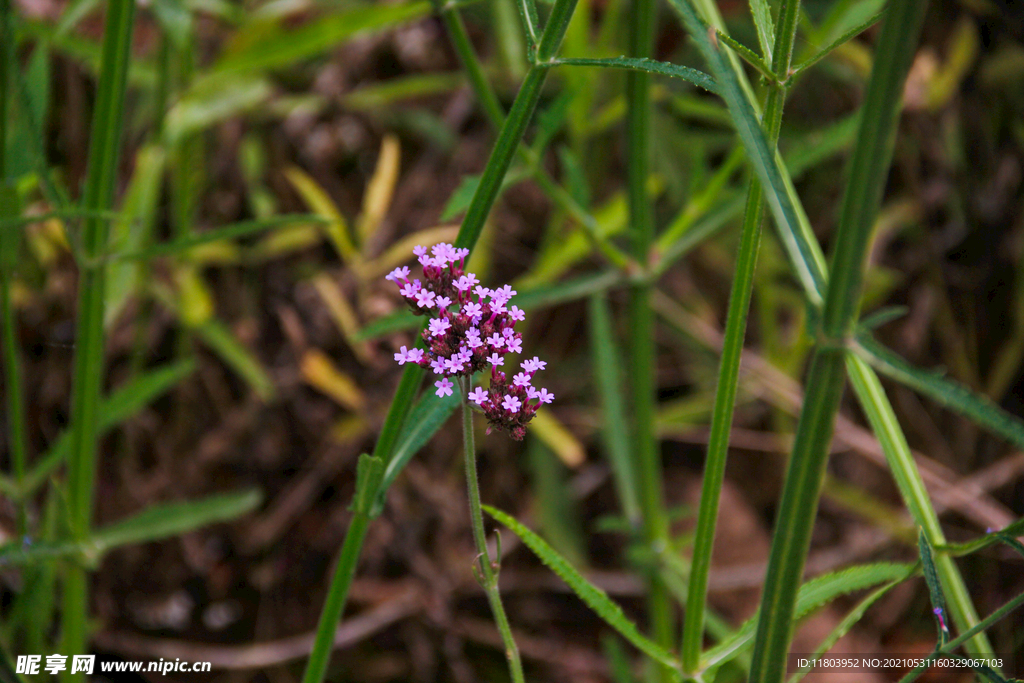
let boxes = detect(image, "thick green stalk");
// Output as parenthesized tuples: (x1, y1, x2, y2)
(747, 2, 929, 681)
(0, 0, 28, 534)
(300, 3, 579, 680)
(625, 0, 674, 679)
(681, 1, 801, 672)
(460, 381, 525, 683)
(62, 0, 135, 675)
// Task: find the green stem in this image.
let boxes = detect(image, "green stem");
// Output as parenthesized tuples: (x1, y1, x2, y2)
(62, 0, 135, 676)
(625, 0, 674, 679)
(681, 0, 801, 672)
(747, 2, 929, 681)
(0, 0, 28, 535)
(301, 2, 579, 681)
(461, 380, 525, 683)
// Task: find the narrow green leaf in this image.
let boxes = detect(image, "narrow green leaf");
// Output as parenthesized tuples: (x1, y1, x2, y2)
(94, 489, 262, 550)
(919, 531, 950, 645)
(0, 490, 261, 566)
(441, 174, 481, 222)
(164, 74, 272, 145)
(194, 318, 275, 401)
(856, 335, 1024, 452)
(371, 388, 461, 516)
(210, 2, 430, 77)
(485, 506, 681, 670)
(793, 8, 887, 77)
(748, 0, 775, 66)
(587, 295, 641, 524)
(702, 563, 914, 671)
(105, 144, 166, 326)
(787, 574, 909, 683)
(352, 454, 384, 515)
(120, 214, 329, 260)
(715, 30, 774, 82)
(547, 57, 718, 94)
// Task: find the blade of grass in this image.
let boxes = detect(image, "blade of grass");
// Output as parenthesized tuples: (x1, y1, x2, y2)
(625, 0, 676, 677)
(62, 0, 135, 675)
(741, 2, 929, 680)
(300, 2, 581, 682)
(588, 294, 641, 525)
(682, 0, 802, 673)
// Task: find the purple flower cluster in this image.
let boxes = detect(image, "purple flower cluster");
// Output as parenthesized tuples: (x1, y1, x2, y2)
(388, 243, 553, 440)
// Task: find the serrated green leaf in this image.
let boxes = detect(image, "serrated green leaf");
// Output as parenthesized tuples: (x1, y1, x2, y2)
(547, 57, 718, 94)
(370, 388, 461, 516)
(702, 562, 914, 671)
(855, 335, 1024, 453)
(485, 506, 681, 670)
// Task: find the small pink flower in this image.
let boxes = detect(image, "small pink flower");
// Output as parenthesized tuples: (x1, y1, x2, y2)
(474, 285, 491, 299)
(394, 346, 414, 365)
(386, 266, 410, 282)
(435, 378, 454, 397)
(413, 245, 427, 257)
(534, 388, 554, 404)
(487, 333, 504, 349)
(468, 387, 489, 405)
(487, 353, 504, 366)
(399, 280, 421, 298)
(428, 318, 451, 337)
(430, 357, 446, 374)
(502, 395, 522, 413)
(462, 302, 482, 318)
(512, 372, 531, 388)
(508, 305, 525, 321)
(506, 337, 523, 354)
(415, 289, 436, 309)
(435, 296, 452, 309)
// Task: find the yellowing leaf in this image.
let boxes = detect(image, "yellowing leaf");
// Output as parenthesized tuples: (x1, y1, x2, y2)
(284, 166, 357, 262)
(300, 349, 366, 412)
(358, 134, 400, 245)
(529, 409, 585, 468)
(175, 265, 214, 327)
(311, 274, 371, 364)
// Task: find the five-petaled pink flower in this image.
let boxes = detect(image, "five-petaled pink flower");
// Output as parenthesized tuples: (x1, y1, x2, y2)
(435, 378, 454, 397)
(502, 395, 522, 413)
(468, 387, 489, 405)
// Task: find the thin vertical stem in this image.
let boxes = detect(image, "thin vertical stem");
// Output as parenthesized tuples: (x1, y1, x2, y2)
(460, 381, 525, 683)
(62, 0, 135, 676)
(625, 0, 674, 679)
(681, 0, 801, 672)
(748, 2, 929, 680)
(0, 0, 28, 534)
